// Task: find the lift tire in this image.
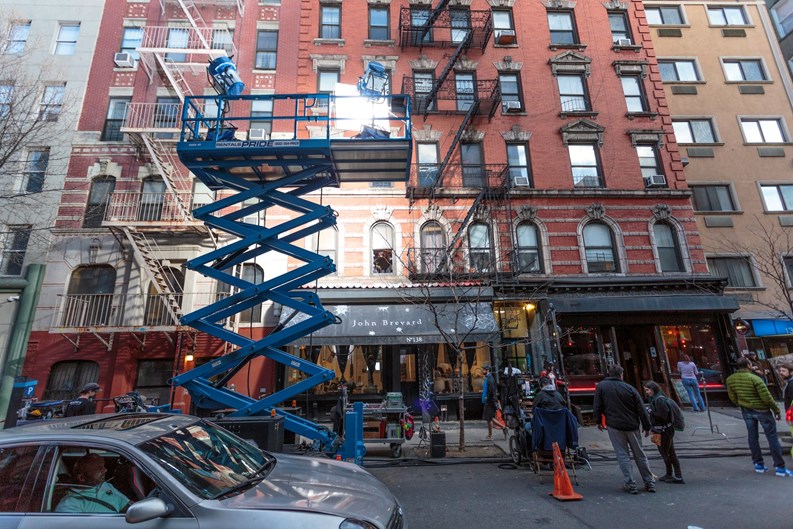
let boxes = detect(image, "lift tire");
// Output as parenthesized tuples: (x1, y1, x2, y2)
(390, 443, 402, 458)
(509, 434, 522, 465)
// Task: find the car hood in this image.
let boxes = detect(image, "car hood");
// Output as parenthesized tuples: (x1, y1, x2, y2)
(220, 453, 399, 527)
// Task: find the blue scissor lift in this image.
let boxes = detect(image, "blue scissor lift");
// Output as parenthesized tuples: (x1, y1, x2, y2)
(174, 89, 411, 463)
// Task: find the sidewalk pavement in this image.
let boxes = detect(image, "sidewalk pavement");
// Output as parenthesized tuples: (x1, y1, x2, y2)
(365, 406, 792, 461)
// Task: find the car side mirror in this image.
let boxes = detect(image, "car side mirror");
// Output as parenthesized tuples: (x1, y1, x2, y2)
(125, 497, 172, 524)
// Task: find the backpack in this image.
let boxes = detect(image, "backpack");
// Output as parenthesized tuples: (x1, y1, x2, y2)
(661, 396, 685, 431)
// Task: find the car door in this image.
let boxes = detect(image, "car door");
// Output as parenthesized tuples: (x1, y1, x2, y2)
(0, 444, 43, 529)
(19, 444, 199, 529)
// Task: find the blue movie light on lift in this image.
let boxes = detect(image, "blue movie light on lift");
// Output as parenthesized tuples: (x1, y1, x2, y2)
(208, 56, 245, 96)
(356, 61, 390, 100)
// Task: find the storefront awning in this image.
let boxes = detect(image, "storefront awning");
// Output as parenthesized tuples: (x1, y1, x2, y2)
(748, 319, 793, 337)
(279, 302, 499, 345)
(548, 295, 739, 314)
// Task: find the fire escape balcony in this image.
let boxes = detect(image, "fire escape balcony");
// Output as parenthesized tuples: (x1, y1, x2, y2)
(401, 78, 500, 118)
(399, 7, 492, 50)
(407, 163, 509, 196)
(405, 247, 497, 280)
(159, 0, 244, 16)
(120, 102, 183, 137)
(137, 26, 235, 62)
(103, 192, 202, 228)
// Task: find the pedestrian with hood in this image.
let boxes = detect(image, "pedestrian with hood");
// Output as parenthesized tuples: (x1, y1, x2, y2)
(643, 381, 684, 484)
(593, 365, 656, 494)
(64, 382, 101, 417)
(533, 376, 567, 411)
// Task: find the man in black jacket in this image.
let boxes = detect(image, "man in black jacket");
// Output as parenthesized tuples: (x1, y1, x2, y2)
(593, 365, 655, 494)
(64, 382, 100, 417)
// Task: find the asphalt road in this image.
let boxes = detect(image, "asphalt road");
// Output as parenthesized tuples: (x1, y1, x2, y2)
(368, 449, 791, 529)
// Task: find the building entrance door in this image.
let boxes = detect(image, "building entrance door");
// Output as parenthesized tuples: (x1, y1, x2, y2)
(613, 325, 665, 392)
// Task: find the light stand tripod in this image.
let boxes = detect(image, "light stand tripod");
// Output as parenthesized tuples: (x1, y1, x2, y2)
(691, 373, 728, 440)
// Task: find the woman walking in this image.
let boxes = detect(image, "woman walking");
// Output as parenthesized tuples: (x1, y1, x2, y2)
(644, 381, 684, 484)
(677, 354, 706, 412)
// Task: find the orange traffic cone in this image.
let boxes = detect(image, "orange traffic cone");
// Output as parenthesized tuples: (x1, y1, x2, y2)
(549, 442, 583, 501)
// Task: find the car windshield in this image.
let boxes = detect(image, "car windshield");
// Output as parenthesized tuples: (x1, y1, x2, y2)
(138, 419, 271, 499)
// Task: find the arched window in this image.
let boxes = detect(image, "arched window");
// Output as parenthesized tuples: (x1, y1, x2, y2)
(42, 360, 99, 401)
(63, 266, 116, 326)
(583, 222, 618, 273)
(139, 178, 165, 221)
(144, 267, 185, 326)
(371, 222, 394, 274)
(516, 222, 542, 273)
(420, 221, 446, 274)
(83, 176, 116, 228)
(654, 222, 684, 272)
(468, 222, 493, 272)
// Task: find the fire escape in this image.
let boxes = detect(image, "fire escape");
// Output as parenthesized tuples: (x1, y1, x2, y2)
(399, 2, 511, 280)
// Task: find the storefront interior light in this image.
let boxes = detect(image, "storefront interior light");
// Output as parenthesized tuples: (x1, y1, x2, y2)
(525, 303, 536, 312)
(185, 354, 194, 362)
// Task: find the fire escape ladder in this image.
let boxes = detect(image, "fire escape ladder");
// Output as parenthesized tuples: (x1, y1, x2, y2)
(175, 0, 210, 48)
(435, 187, 486, 274)
(435, 100, 480, 185)
(141, 135, 194, 220)
(122, 228, 184, 324)
(419, 0, 453, 41)
(155, 55, 194, 102)
(422, 29, 473, 115)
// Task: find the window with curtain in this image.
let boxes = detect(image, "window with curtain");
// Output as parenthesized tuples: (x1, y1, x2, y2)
(371, 222, 394, 274)
(468, 222, 492, 272)
(516, 223, 541, 273)
(654, 223, 684, 272)
(707, 257, 756, 287)
(420, 221, 446, 274)
(583, 223, 618, 273)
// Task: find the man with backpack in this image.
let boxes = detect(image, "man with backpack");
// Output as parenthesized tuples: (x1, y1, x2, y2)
(643, 381, 685, 484)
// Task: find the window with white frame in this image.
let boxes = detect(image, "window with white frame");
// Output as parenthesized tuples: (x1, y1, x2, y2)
(548, 11, 578, 45)
(507, 143, 531, 187)
(516, 222, 541, 273)
(723, 59, 767, 81)
(101, 97, 130, 141)
(417, 142, 439, 187)
(250, 99, 273, 138)
(255, 30, 277, 69)
(455, 72, 476, 112)
(468, 222, 493, 272)
(0, 226, 31, 276)
(413, 71, 434, 113)
(739, 118, 786, 143)
(772, 0, 793, 38)
(654, 222, 683, 272)
(493, 10, 515, 45)
(557, 74, 589, 112)
(317, 69, 339, 110)
(212, 28, 234, 55)
(39, 85, 65, 121)
(320, 5, 341, 39)
(371, 222, 394, 274)
(583, 222, 618, 273)
(672, 119, 716, 143)
(120, 27, 143, 62)
(707, 6, 748, 26)
(645, 6, 683, 25)
(410, 7, 432, 45)
(637, 145, 662, 180)
(499, 73, 523, 112)
(22, 149, 49, 193)
(760, 184, 793, 211)
(568, 144, 602, 187)
(420, 221, 446, 274)
(609, 12, 632, 44)
(166, 27, 188, 62)
(658, 60, 700, 82)
(707, 256, 756, 287)
(690, 185, 736, 211)
(369, 6, 390, 40)
(621, 76, 647, 113)
(55, 23, 80, 55)
(450, 8, 471, 43)
(0, 84, 12, 118)
(3, 21, 30, 54)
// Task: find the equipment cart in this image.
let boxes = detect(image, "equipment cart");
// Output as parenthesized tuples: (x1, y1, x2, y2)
(354, 393, 407, 458)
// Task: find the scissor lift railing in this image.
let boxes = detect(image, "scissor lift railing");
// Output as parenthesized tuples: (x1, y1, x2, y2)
(175, 92, 411, 461)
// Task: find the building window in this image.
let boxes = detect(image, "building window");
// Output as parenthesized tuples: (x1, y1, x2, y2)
(455, 72, 476, 112)
(772, 0, 793, 38)
(410, 7, 432, 45)
(134, 360, 173, 406)
(3, 21, 30, 54)
(23, 149, 49, 193)
(413, 71, 435, 113)
(144, 267, 184, 326)
(120, 27, 143, 62)
(420, 221, 446, 274)
(493, 10, 515, 45)
(690, 185, 736, 211)
(417, 142, 439, 187)
(0, 84, 11, 118)
(654, 223, 684, 272)
(320, 5, 341, 39)
(621, 76, 647, 113)
(723, 59, 767, 82)
(761, 184, 793, 211)
(707, 6, 747, 26)
(557, 74, 589, 112)
(83, 176, 116, 228)
(309, 227, 338, 273)
(255, 30, 277, 69)
(707, 257, 756, 287)
(499, 73, 523, 113)
(0, 226, 31, 276)
(658, 60, 700, 82)
(784, 256, 793, 286)
(369, 7, 389, 40)
(609, 12, 632, 44)
(192, 180, 215, 210)
(507, 143, 531, 186)
(317, 69, 339, 110)
(101, 97, 130, 141)
(42, 361, 99, 402)
(450, 8, 471, 43)
(240, 264, 263, 323)
(55, 23, 80, 55)
(645, 6, 683, 25)
(673, 119, 716, 143)
(569, 145, 601, 187)
(548, 11, 578, 45)
(637, 145, 662, 179)
(212, 29, 234, 55)
(583, 222, 618, 273)
(166, 27, 189, 62)
(468, 222, 493, 272)
(63, 265, 116, 326)
(154, 96, 179, 135)
(249, 99, 273, 139)
(739, 118, 786, 143)
(39, 84, 65, 121)
(516, 222, 541, 273)
(461, 143, 484, 187)
(371, 222, 394, 274)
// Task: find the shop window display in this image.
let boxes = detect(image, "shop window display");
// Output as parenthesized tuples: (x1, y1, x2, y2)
(284, 345, 384, 395)
(560, 327, 607, 377)
(661, 324, 724, 385)
(430, 342, 490, 395)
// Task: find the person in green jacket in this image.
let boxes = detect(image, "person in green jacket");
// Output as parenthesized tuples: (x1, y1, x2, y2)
(726, 357, 793, 477)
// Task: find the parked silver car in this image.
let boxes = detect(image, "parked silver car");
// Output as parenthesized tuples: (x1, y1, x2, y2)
(0, 413, 405, 529)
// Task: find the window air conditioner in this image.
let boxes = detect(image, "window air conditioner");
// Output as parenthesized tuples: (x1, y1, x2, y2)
(248, 129, 269, 141)
(113, 52, 136, 68)
(495, 30, 517, 45)
(512, 176, 530, 186)
(643, 174, 667, 187)
(503, 100, 522, 113)
(615, 38, 633, 46)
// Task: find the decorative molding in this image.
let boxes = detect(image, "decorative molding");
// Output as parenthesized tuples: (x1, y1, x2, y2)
(450, 0, 474, 5)
(613, 60, 648, 78)
(88, 159, 122, 179)
(602, 0, 628, 9)
(372, 205, 393, 221)
(460, 128, 486, 142)
(501, 125, 533, 142)
(549, 51, 592, 77)
(628, 129, 665, 147)
(454, 56, 478, 71)
(414, 124, 443, 141)
(586, 203, 606, 220)
(542, 0, 576, 8)
(409, 54, 438, 71)
(487, 0, 516, 6)
(362, 55, 399, 72)
(652, 204, 672, 221)
(493, 56, 523, 71)
(472, 203, 491, 220)
(424, 204, 442, 221)
(516, 206, 538, 222)
(408, 0, 432, 5)
(560, 119, 605, 146)
(367, 0, 392, 4)
(309, 54, 348, 73)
